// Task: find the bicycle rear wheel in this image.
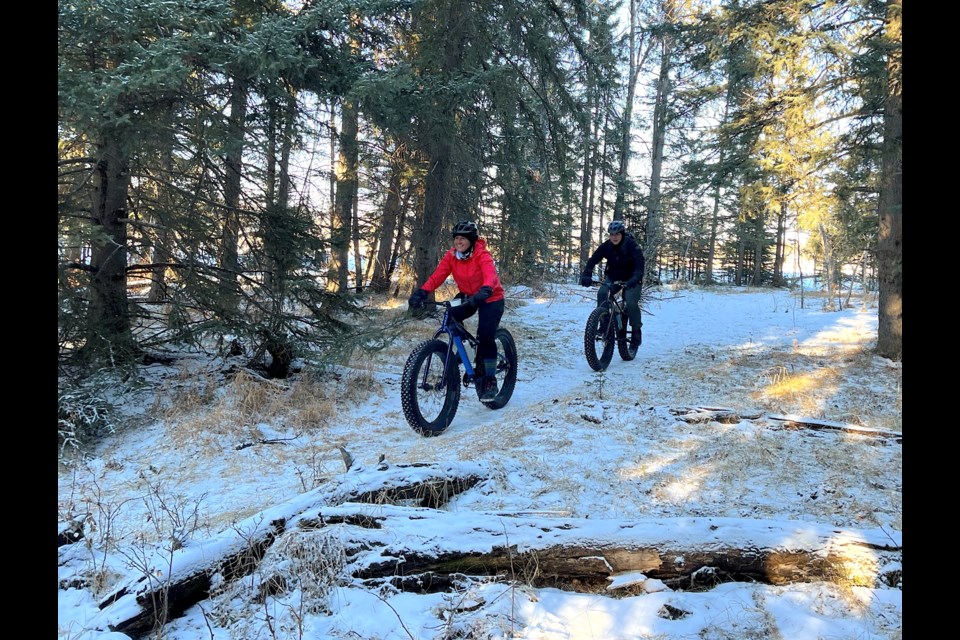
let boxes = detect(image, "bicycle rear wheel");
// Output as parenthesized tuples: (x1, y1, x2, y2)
(480, 328, 518, 409)
(584, 306, 615, 371)
(401, 339, 460, 436)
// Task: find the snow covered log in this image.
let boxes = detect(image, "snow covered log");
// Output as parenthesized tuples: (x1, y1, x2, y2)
(301, 503, 902, 592)
(670, 406, 758, 423)
(670, 407, 902, 443)
(58, 521, 84, 547)
(768, 414, 902, 441)
(92, 461, 488, 638)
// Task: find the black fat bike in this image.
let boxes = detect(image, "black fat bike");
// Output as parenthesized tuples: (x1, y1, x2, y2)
(583, 280, 638, 371)
(401, 299, 518, 436)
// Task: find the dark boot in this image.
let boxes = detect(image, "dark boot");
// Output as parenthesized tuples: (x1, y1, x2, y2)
(480, 375, 499, 401)
(630, 326, 642, 349)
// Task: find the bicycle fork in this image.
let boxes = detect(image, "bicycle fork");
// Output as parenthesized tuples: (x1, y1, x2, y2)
(601, 301, 623, 337)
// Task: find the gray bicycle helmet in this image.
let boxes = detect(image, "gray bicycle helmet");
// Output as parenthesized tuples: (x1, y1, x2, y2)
(607, 220, 626, 235)
(451, 220, 479, 243)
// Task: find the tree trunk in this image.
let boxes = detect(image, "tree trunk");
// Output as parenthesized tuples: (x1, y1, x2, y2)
(705, 183, 721, 285)
(218, 74, 248, 313)
(588, 102, 603, 246)
(262, 92, 295, 291)
(644, 2, 675, 284)
(773, 200, 786, 286)
(308, 505, 903, 593)
(795, 234, 805, 308)
(147, 123, 175, 304)
(330, 96, 358, 292)
(612, 0, 644, 223)
(876, 0, 902, 360)
(818, 222, 837, 310)
(387, 185, 414, 295)
(750, 210, 764, 286)
(578, 72, 596, 268)
(83, 134, 136, 362)
(411, 1, 466, 289)
(370, 147, 405, 293)
(352, 174, 363, 292)
(734, 217, 745, 286)
(705, 96, 731, 285)
(92, 463, 901, 637)
(414, 143, 451, 289)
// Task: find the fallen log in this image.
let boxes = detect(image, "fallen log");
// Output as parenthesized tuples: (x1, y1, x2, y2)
(768, 414, 902, 442)
(89, 461, 488, 638)
(670, 406, 763, 424)
(297, 504, 902, 593)
(58, 521, 84, 547)
(669, 408, 902, 443)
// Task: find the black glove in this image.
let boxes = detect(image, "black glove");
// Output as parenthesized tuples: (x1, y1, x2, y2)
(408, 288, 428, 310)
(580, 273, 593, 287)
(625, 277, 640, 290)
(470, 286, 494, 305)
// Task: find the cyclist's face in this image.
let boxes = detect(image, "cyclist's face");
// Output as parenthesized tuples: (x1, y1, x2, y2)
(609, 231, 623, 245)
(453, 235, 471, 252)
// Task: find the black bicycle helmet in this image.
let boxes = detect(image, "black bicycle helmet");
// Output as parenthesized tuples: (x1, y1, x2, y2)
(607, 220, 626, 235)
(451, 220, 479, 243)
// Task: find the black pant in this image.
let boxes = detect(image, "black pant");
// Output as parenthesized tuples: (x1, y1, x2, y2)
(597, 281, 643, 331)
(450, 298, 505, 362)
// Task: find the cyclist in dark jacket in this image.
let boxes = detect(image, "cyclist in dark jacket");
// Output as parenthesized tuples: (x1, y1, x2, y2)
(579, 220, 645, 349)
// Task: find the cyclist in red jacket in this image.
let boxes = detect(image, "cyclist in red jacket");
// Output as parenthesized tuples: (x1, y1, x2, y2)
(408, 221, 506, 400)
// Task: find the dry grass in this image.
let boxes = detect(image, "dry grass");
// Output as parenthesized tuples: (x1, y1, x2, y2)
(284, 375, 338, 430)
(156, 364, 345, 447)
(645, 335, 901, 433)
(337, 361, 383, 405)
(746, 348, 901, 431)
(151, 364, 219, 419)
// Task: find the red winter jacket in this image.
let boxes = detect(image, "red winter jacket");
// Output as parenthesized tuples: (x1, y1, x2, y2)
(421, 237, 505, 302)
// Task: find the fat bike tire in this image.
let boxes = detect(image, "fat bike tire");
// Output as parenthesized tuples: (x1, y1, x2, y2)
(618, 318, 638, 361)
(400, 339, 460, 436)
(480, 328, 518, 409)
(584, 306, 615, 371)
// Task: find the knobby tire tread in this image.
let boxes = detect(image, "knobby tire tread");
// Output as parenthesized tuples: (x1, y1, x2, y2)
(618, 316, 638, 361)
(480, 328, 518, 409)
(400, 339, 460, 436)
(584, 306, 615, 371)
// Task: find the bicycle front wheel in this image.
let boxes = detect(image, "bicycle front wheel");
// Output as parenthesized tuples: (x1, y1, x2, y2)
(584, 306, 615, 371)
(401, 339, 461, 436)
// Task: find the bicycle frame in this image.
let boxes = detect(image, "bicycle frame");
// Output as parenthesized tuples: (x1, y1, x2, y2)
(402, 297, 518, 434)
(429, 300, 480, 386)
(598, 281, 628, 328)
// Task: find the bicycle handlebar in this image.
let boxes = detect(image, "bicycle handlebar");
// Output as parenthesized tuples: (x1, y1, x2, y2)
(417, 298, 470, 312)
(409, 297, 474, 325)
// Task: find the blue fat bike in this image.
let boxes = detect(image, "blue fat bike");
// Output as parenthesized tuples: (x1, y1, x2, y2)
(401, 299, 518, 436)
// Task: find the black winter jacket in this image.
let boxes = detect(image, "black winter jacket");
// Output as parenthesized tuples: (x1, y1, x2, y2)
(582, 233, 645, 284)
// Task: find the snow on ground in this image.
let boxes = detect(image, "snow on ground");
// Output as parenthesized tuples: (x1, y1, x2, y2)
(59, 283, 902, 640)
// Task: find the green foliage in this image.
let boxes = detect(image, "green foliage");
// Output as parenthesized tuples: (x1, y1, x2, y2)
(56, 0, 898, 376)
(58, 386, 116, 461)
